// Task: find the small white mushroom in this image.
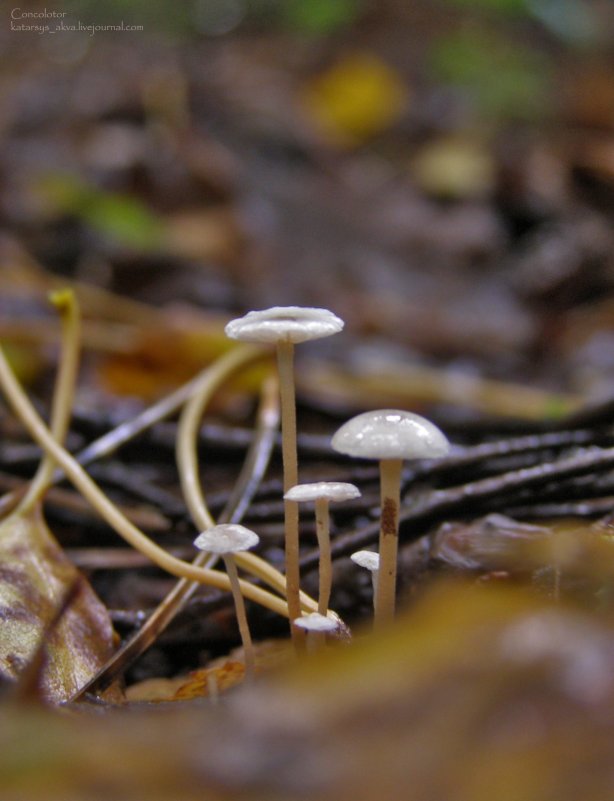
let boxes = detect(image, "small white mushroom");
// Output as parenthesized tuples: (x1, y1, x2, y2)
(225, 307, 344, 639)
(332, 410, 449, 627)
(194, 524, 260, 676)
(285, 481, 360, 616)
(293, 612, 340, 652)
(350, 550, 380, 611)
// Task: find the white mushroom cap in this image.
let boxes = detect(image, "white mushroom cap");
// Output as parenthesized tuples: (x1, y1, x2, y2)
(350, 550, 380, 572)
(331, 409, 450, 460)
(225, 306, 344, 345)
(293, 612, 339, 633)
(194, 523, 259, 555)
(284, 481, 361, 503)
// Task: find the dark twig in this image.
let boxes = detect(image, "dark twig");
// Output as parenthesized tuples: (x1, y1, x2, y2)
(300, 444, 614, 572)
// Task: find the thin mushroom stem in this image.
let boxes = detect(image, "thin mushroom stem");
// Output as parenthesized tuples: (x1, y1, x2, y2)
(375, 458, 403, 627)
(223, 555, 256, 677)
(177, 362, 319, 613)
(0, 344, 293, 619)
(306, 631, 325, 654)
(315, 497, 332, 615)
(371, 570, 379, 609)
(276, 339, 302, 639)
(19, 290, 80, 514)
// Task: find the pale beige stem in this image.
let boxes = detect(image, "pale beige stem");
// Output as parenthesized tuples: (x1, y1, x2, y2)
(177, 360, 318, 613)
(223, 555, 255, 677)
(306, 631, 325, 654)
(375, 458, 403, 628)
(277, 340, 302, 640)
(19, 290, 80, 513)
(315, 497, 332, 616)
(0, 345, 292, 619)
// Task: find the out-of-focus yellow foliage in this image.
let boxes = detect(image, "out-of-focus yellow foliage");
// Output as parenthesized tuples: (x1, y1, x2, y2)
(4, 582, 614, 800)
(411, 135, 496, 199)
(2, 343, 44, 387)
(302, 52, 408, 147)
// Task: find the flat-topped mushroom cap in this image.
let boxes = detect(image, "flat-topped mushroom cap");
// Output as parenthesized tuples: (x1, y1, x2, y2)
(350, 550, 380, 572)
(293, 612, 339, 633)
(194, 523, 259, 555)
(331, 409, 450, 460)
(284, 481, 361, 503)
(225, 306, 344, 345)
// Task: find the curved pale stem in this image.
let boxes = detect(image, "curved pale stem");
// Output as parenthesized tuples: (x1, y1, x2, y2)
(315, 498, 332, 616)
(176, 361, 318, 613)
(0, 344, 293, 619)
(224, 555, 255, 676)
(375, 458, 403, 628)
(19, 290, 80, 514)
(276, 340, 302, 639)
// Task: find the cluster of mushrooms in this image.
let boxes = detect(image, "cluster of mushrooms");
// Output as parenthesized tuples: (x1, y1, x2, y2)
(193, 307, 450, 672)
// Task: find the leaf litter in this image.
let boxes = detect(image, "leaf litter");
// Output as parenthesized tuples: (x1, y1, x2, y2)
(5, 2, 614, 797)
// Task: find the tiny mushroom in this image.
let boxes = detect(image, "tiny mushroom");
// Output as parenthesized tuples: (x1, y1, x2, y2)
(285, 481, 361, 616)
(332, 410, 449, 627)
(225, 307, 344, 637)
(293, 612, 340, 652)
(194, 524, 260, 677)
(350, 550, 380, 612)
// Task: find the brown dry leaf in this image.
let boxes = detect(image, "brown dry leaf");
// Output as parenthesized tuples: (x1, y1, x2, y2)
(125, 662, 245, 703)
(173, 660, 246, 701)
(164, 207, 244, 265)
(301, 359, 580, 420)
(127, 641, 294, 702)
(0, 504, 116, 703)
(97, 323, 270, 402)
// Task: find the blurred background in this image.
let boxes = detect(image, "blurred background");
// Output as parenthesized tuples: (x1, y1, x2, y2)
(2, 0, 614, 418)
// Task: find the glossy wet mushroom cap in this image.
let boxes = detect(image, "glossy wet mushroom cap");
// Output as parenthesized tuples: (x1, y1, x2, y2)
(350, 550, 380, 572)
(331, 409, 450, 460)
(194, 523, 260, 554)
(293, 612, 340, 633)
(225, 306, 344, 344)
(333, 410, 449, 627)
(284, 481, 361, 503)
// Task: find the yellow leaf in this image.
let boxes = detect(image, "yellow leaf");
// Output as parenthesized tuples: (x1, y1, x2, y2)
(411, 135, 495, 199)
(302, 52, 408, 147)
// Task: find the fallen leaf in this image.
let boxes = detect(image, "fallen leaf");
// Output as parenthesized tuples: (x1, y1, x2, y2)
(0, 504, 116, 703)
(302, 52, 408, 147)
(173, 661, 246, 700)
(164, 208, 244, 265)
(411, 136, 495, 199)
(4, 583, 614, 800)
(126, 640, 294, 702)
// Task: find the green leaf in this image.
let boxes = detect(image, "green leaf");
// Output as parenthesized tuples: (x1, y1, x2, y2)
(430, 29, 552, 120)
(440, 0, 528, 14)
(36, 174, 163, 251)
(281, 0, 363, 34)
